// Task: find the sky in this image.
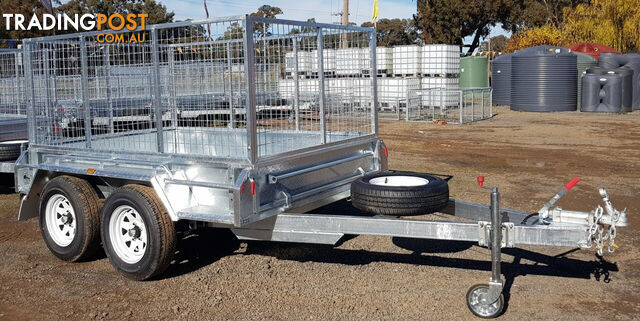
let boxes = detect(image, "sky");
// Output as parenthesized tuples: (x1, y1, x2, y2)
(159, 0, 510, 44)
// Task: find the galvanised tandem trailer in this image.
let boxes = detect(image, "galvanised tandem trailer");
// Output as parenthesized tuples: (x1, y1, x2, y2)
(13, 16, 628, 318)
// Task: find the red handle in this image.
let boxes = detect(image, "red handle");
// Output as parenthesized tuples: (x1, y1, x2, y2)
(477, 176, 485, 187)
(564, 177, 580, 190)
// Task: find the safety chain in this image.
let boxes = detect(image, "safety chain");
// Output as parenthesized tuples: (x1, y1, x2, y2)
(583, 205, 622, 255)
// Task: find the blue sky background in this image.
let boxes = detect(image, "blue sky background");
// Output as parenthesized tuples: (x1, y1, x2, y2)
(159, 0, 510, 44)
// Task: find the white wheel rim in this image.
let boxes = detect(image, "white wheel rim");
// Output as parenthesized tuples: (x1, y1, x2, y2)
(468, 287, 501, 317)
(45, 194, 76, 247)
(109, 205, 148, 264)
(0, 139, 27, 145)
(369, 176, 429, 187)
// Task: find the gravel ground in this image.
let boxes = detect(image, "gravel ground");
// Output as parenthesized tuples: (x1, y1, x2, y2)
(1, 106, 639, 320)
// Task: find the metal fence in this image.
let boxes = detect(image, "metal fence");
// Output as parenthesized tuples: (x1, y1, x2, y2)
(0, 49, 25, 118)
(406, 88, 492, 124)
(22, 16, 377, 163)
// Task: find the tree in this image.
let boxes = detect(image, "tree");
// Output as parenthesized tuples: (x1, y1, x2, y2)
(563, 0, 640, 52)
(503, 25, 563, 52)
(249, 5, 283, 36)
(415, 0, 503, 54)
(478, 35, 509, 53)
(501, 0, 588, 33)
(505, 0, 640, 53)
(58, 0, 174, 29)
(361, 19, 420, 46)
(415, 0, 586, 55)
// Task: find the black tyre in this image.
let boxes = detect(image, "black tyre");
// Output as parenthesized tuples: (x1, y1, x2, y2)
(100, 184, 176, 280)
(466, 284, 505, 318)
(39, 175, 102, 261)
(0, 140, 26, 161)
(350, 171, 449, 216)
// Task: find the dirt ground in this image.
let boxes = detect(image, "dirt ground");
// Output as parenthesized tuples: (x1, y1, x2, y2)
(1, 106, 639, 320)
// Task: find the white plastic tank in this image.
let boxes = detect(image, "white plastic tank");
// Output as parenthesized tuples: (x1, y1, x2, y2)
(311, 49, 336, 73)
(421, 44, 460, 75)
(278, 78, 294, 100)
(421, 77, 460, 107)
(336, 48, 365, 75)
(378, 77, 420, 106)
(285, 51, 313, 74)
(374, 47, 393, 75)
(392, 46, 421, 75)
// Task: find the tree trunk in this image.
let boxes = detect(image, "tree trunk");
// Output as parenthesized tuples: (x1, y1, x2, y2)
(466, 26, 484, 55)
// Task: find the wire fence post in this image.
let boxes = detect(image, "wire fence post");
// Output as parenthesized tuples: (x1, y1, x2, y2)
(226, 42, 236, 129)
(317, 27, 326, 144)
(369, 30, 378, 135)
(459, 90, 463, 124)
(150, 27, 165, 153)
(23, 41, 36, 144)
(79, 36, 92, 148)
(243, 15, 258, 163)
(168, 46, 178, 129)
(471, 89, 475, 122)
(293, 39, 300, 131)
(103, 46, 115, 133)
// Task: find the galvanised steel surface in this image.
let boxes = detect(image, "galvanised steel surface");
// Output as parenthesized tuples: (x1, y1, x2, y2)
(0, 49, 27, 141)
(17, 15, 384, 227)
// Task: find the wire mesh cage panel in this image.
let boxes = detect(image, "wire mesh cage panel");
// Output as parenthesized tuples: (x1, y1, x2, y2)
(407, 88, 492, 124)
(252, 18, 375, 158)
(22, 16, 377, 164)
(0, 49, 25, 118)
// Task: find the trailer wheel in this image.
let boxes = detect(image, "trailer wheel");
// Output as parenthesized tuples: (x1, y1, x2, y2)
(466, 284, 504, 318)
(39, 175, 102, 261)
(350, 171, 449, 216)
(0, 140, 26, 161)
(100, 184, 176, 280)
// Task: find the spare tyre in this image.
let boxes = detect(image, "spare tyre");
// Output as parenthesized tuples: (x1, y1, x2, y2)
(350, 171, 449, 216)
(0, 140, 27, 161)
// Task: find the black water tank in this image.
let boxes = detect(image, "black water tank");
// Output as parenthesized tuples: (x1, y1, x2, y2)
(598, 53, 640, 109)
(587, 66, 633, 111)
(511, 46, 577, 111)
(491, 53, 512, 106)
(581, 74, 623, 113)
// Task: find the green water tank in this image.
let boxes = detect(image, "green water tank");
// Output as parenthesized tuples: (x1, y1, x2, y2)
(460, 56, 489, 88)
(575, 52, 597, 107)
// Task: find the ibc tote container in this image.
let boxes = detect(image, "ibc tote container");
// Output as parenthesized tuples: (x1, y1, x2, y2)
(421, 77, 460, 107)
(422, 44, 460, 76)
(285, 51, 313, 74)
(392, 46, 421, 75)
(312, 49, 336, 74)
(336, 48, 364, 75)
(376, 47, 393, 75)
(278, 78, 294, 100)
(378, 77, 420, 104)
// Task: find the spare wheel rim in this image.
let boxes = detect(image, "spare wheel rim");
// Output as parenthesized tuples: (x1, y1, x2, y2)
(109, 205, 148, 264)
(369, 176, 429, 187)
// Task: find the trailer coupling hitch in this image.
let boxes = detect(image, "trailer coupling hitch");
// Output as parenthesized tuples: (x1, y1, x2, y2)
(537, 178, 628, 255)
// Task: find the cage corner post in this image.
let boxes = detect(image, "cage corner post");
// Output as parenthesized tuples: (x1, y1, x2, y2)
(243, 15, 258, 164)
(369, 30, 378, 135)
(150, 27, 165, 153)
(79, 36, 93, 148)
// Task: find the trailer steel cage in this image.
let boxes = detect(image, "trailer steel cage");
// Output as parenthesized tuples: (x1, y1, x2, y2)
(17, 15, 383, 226)
(0, 49, 27, 142)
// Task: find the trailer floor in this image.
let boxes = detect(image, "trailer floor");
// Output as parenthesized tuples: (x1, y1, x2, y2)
(1, 106, 639, 320)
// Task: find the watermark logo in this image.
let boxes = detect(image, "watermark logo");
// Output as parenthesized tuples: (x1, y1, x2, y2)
(2, 13, 148, 43)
